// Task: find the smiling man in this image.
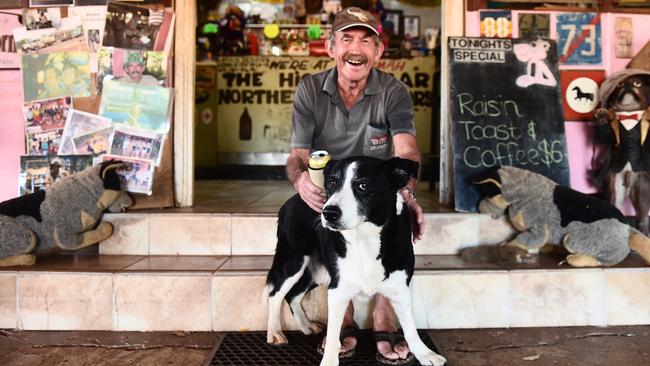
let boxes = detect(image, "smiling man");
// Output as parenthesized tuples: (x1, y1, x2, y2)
(285, 7, 423, 365)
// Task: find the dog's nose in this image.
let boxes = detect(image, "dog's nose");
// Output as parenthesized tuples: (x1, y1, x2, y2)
(322, 205, 342, 222)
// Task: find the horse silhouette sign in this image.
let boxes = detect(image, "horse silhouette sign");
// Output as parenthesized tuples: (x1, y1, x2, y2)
(448, 36, 570, 212)
(560, 70, 605, 121)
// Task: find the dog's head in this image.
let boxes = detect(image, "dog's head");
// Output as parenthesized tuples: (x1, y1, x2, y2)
(320, 156, 418, 231)
(471, 167, 509, 217)
(99, 161, 134, 212)
(599, 69, 650, 111)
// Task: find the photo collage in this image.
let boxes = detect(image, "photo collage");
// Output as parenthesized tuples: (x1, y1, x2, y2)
(11, 1, 176, 196)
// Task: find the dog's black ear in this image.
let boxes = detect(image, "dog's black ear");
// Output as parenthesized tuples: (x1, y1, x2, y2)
(470, 167, 502, 198)
(100, 161, 124, 190)
(322, 159, 337, 178)
(386, 157, 419, 189)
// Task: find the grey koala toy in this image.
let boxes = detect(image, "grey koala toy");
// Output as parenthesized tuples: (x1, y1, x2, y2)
(472, 165, 650, 267)
(0, 161, 133, 267)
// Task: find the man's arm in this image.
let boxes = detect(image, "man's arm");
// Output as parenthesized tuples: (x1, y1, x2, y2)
(393, 133, 424, 241)
(286, 147, 327, 212)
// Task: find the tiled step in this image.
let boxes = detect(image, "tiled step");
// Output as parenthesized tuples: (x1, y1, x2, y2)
(1, 253, 649, 331)
(99, 212, 515, 256)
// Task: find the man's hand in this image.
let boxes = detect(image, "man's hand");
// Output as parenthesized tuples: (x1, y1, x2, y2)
(295, 170, 326, 212)
(400, 188, 424, 242)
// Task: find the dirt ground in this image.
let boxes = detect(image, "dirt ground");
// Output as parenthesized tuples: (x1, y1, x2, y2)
(2, 326, 650, 366)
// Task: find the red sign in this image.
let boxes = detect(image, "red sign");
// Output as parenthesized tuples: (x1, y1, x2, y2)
(560, 70, 605, 121)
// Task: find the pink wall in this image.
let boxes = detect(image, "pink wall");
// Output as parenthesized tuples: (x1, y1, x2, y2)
(0, 70, 26, 201)
(465, 11, 650, 214)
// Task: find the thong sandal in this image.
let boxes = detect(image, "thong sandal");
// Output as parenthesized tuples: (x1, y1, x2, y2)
(374, 331, 416, 366)
(316, 323, 359, 359)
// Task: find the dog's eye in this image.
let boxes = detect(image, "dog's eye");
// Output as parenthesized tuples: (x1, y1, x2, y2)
(326, 178, 336, 188)
(357, 183, 367, 191)
(618, 82, 624, 88)
(633, 81, 642, 87)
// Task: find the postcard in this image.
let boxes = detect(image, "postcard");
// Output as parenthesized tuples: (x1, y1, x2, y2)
(19, 154, 94, 195)
(26, 128, 63, 156)
(22, 51, 91, 101)
(23, 8, 61, 30)
(102, 154, 154, 195)
(69, 6, 108, 72)
(97, 48, 168, 95)
(0, 10, 21, 69)
(108, 124, 164, 165)
(59, 109, 112, 155)
(23, 96, 72, 133)
(103, 2, 164, 51)
(13, 16, 87, 55)
(72, 125, 113, 155)
(99, 79, 173, 133)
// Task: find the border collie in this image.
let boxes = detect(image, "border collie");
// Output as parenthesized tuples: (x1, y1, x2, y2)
(265, 156, 447, 366)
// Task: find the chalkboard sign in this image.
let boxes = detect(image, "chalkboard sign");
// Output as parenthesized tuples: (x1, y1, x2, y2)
(449, 37, 570, 212)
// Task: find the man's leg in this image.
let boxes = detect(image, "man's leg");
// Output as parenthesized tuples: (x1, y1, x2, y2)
(373, 294, 410, 361)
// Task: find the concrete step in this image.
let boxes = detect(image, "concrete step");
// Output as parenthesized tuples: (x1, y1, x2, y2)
(99, 212, 515, 256)
(1, 253, 649, 332)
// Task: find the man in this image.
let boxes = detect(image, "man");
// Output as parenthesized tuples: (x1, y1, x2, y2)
(118, 51, 160, 86)
(286, 7, 424, 365)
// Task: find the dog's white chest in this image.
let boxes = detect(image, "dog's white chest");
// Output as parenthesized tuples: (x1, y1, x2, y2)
(338, 223, 385, 295)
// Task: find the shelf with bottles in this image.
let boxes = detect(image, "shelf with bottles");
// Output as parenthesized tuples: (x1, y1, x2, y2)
(245, 23, 332, 57)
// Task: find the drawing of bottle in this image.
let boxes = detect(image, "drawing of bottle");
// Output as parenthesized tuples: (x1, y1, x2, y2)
(239, 107, 252, 140)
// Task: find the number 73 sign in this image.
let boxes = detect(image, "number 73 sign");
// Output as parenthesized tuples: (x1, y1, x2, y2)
(557, 12, 601, 65)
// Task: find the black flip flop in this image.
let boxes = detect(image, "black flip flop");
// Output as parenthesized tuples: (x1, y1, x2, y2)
(316, 324, 359, 359)
(374, 331, 416, 365)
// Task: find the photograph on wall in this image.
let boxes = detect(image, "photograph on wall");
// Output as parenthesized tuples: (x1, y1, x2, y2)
(102, 154, 154, 195)
(518, 13, 550, 39)
(59, 109, 112, 155)
(19, 155, 93, 195)
(13, 16, 87, 54)
(97, 48, 168, 94)
(23, 96, 72, 133)
(68, 5, 109, 71)
(480, 10, 512, 38)
(0, 10, 22, 69)
(557, 12, 602, 65)
(21, 51, 91, 101)
(448, 36, 570, 212)
(23, 8, 61, 30)
(108, 124, 164, 165)
(72, 125, 113, 155)
(26, 128, 63, 156)
(99, 79, 173, 133)
(403, 15, 420, 39)
(103, 2, 164, 50)
(383, 9, 403, 38)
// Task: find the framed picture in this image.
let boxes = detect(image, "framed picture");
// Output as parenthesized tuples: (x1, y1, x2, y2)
(383, 9, 403, 38)
(403, 15, 420, 39)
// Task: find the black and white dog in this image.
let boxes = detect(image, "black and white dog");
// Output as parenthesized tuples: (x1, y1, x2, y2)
(265, 156, 446, 366)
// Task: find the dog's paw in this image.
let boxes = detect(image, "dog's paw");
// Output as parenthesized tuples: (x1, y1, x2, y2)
(300, 321, 324, 335)
(415, 351, 447, 366)
(266, 330, 288, 345)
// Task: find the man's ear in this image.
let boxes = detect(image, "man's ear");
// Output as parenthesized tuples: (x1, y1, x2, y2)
(375, 38, 384, 61)
(387, 157, 418, 189)
(326, 36, 335, 58)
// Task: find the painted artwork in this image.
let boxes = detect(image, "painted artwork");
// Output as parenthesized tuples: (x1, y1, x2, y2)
(97, 48, 168, 94)
(518, 13, 550, 39)
(23, 96, 72, 133)
(556, 12, 602, 65)
(480, 10, 512, 38)
(560, 70, 606, 121)
(99, 79, 173, 133)
(21, 51, 91, 101)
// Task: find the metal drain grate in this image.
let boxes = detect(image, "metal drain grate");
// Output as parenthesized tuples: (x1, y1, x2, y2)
(207, 330, 442, 366)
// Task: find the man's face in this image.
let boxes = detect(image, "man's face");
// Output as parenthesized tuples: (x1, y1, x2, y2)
(327, 28, 383, 83)
(125, 62, 145, 82)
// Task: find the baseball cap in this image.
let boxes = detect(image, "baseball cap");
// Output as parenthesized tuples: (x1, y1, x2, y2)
(332, 7, 379, 36)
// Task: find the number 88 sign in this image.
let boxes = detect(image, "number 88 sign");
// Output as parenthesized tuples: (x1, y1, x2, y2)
(480, 10, 512, 38)
(556, 12, 601, 65)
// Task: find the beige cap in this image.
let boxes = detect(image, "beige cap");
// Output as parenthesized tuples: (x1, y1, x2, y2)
(332, 7, 379, 36)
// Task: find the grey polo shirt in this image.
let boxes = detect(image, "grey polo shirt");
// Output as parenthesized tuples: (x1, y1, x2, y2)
(291, 67, 415, 160)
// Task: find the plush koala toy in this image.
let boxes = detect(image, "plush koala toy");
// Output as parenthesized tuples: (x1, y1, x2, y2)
(471, 165, 650, 267)
(0, 161, 133, 267)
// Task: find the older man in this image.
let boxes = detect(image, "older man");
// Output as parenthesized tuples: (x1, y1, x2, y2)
(118, 51, 160, 86)
(286, 7, 423, 365)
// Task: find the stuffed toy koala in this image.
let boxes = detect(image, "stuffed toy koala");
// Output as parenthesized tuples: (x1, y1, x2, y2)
(592, 69, 650, 235)
(471, 165, 650, 267)
(0, 161, 133, 267)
